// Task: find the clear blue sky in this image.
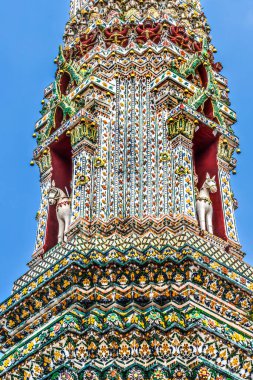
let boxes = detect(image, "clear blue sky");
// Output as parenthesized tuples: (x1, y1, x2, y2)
(0, 0, 252, 301)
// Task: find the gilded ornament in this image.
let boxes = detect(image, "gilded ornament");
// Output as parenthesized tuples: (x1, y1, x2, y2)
(94, 157, 106, 168)
(168, 114, 195, 140)
(175, 165, 189, 176)
(76, 174, 89, 186)
(160, 152, 170, 162)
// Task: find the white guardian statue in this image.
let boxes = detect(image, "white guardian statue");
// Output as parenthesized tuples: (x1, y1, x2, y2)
(196, 173, 217, 234)
(48, 181, 71, 243)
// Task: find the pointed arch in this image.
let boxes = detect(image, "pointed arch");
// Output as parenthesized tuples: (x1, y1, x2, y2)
(44, 133, 72, 252)
(193, 125, 226, 240)
(197, 63, 208, 88)
(54, 106, 64, 131)
(59, 71, 71, 95)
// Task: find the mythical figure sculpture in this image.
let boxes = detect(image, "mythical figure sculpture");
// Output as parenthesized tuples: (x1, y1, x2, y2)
(48, 181, 71, 243)
(196, 173, 217, 234)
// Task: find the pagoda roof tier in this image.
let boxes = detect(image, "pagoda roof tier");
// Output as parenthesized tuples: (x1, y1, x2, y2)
(0, 225, 252, 317)
(0, 309, 252, 378)
(1, 255, 253, 352)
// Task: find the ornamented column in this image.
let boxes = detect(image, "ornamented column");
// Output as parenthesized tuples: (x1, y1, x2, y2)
(169, 115, 197, 221)
(218, 137, 239, 244)
(33, 150, 52, 256)
(158, 108, 173, 216)
(70, 120, 97, 225)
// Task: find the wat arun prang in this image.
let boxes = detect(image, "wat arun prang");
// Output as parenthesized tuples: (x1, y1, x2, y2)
(0, 0, 252, 379)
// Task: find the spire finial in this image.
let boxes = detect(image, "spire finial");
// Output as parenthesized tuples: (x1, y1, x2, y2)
(70, 0, 81, 17)
(70, 0, 89, 17)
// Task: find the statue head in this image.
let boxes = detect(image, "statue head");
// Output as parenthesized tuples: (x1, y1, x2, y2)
(48, 180, 59, 205)
(204, 173, 217, 194)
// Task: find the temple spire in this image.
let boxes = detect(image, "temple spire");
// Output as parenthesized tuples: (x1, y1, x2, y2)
(0, 2, 251, 380)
